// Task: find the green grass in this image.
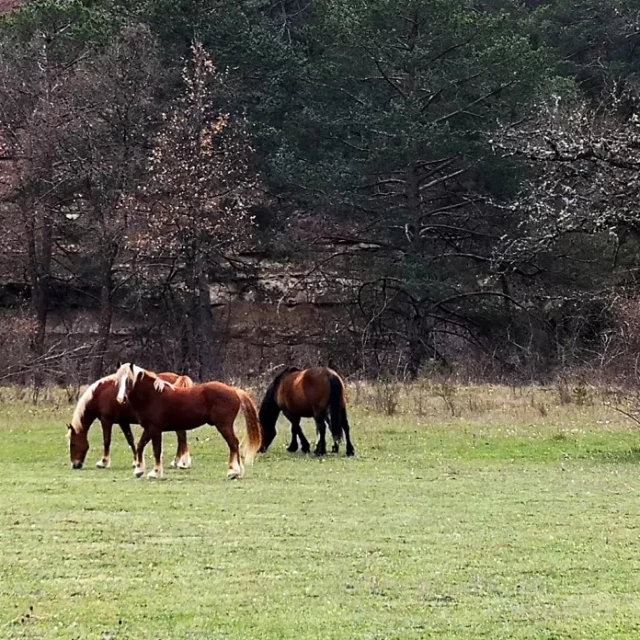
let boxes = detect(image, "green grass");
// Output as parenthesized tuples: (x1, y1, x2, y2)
(3, 394, 640, 639)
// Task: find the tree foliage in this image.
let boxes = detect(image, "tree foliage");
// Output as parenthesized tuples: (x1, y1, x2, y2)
(2, 0, 640, 382)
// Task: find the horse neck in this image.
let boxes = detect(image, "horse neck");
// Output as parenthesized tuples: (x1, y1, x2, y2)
(76, 412, 94, 434)
(130, 373, 155, 405)
(260, 385, 281, 422)
(71, 388, 99, 434)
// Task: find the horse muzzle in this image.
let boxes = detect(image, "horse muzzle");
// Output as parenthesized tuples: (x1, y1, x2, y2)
(72, 461, 84, 470)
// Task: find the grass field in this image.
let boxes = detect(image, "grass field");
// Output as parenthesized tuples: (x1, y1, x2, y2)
(2, 384, 640, 639)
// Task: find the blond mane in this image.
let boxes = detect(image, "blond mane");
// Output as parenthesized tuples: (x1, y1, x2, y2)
(114, 362, 175, 403)
(70, 373, 117, 433)
(153, 376, 175, 392)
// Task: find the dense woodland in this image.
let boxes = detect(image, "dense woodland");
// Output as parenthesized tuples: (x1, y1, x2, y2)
(1, 0, 640, 386)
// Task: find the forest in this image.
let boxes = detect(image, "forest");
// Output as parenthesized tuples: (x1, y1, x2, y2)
(1, 0, 640, 386)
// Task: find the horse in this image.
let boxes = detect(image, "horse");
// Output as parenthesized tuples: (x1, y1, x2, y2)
(258, 366, 355, 457)
(67, 371, 194, 470)
(113, 363, 262, 480)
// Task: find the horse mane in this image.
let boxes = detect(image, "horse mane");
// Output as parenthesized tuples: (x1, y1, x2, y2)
(115, 362, 148, 402)
(272, 366, 301, 387)
(70, 373, 117, 433)
(260, 366, 300, 417)
(153, 375, 175, 392)
(173, 374, 194, 388)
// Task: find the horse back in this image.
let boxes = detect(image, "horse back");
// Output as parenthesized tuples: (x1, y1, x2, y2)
(278, 367, 336, 417)
(142, 380, 241, 429)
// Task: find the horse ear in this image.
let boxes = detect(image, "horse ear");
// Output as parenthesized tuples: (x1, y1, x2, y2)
(66, 424, 72, 440)
(116, 360, 122, 368)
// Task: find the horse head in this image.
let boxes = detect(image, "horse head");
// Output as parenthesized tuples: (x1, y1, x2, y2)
(115, 362, 145, 404)
(67, 422, 89, 469)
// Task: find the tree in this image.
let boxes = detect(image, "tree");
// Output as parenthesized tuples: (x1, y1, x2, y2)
(267, 0, 551, 375)
(0, 1, 167, 382)
(61, 24, 165, 379)
(0, 5, 95, 385)
(130, 42, 258, 379)
(492, 87, 640, 372)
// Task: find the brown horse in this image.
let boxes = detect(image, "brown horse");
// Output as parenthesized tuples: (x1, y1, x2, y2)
(114, 363, 262, 480)
(258, 366, 355, 457)
(67, 371, 194, 470)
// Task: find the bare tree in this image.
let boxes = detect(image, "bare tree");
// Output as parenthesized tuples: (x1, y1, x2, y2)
(130, 42, 258, 379)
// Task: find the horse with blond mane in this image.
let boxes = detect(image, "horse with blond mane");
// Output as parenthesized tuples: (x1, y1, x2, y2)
(114, 363, 262, 479)
(67, 371, 194, 470)
(258, 366, 355, 457)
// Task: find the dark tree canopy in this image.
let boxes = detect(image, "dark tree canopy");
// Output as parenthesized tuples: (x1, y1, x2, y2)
(1, 0, 639, 383)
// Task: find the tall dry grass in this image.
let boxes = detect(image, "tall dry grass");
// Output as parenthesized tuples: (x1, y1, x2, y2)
(2, 376, 639, 436)
(348, 378, 640, 433)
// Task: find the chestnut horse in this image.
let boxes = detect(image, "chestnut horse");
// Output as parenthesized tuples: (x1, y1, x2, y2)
(114, 363, 262, 480)
(259, 366, 355, 457)
(67, 371, 194, 470)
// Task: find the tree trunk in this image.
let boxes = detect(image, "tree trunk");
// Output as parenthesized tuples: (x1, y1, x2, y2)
(23, 200, 52, 391)
(91, 250, 116, 381)
(195, 240, 216, 380)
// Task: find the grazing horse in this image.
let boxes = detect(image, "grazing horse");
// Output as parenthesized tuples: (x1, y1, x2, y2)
(258, 366, 355, 457)
(114, 363, 262, 480)
(67, 371, 194, 470)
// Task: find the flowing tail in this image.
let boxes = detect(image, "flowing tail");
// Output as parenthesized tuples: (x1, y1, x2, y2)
(237, 390, 263, 465)
(328, 374, 346, 443)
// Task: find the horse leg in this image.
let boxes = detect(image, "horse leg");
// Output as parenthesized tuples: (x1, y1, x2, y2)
(215, 422, 244, 479)
(314, 416, 327, 456)
(147, 428, 164, 479)
(297, 422, 311, 454)
(330, 418, 340, 454)
(286, 419, 299, 452)
(171, 431, 192, 469)
(119, 422, 137, 467)
(96, 418, 113, 468)
(134, 430, 151, 478)
(343, 416, 355, 457)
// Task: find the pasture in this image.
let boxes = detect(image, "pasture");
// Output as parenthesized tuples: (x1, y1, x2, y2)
(2, 383, 640, 639)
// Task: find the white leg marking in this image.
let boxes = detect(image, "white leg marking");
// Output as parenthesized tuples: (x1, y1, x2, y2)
(96, 457, 110, 469)
(177, 454, 192, 470)
(227, 458, 243, 480)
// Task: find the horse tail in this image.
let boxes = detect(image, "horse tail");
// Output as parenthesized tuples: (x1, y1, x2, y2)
(173, 375, 194, 389)
(328, 373, 346, 443)
(237, 390, 262, 466)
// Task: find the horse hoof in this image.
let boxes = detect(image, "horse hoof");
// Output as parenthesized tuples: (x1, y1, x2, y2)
(177, 456, 192, 470)
(96, 459, 110, 469)
(134, 467, 145, 478)
(286, 445, 298, 453)
(346, 447, 355, 457)
(147, 470, 162, 479)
